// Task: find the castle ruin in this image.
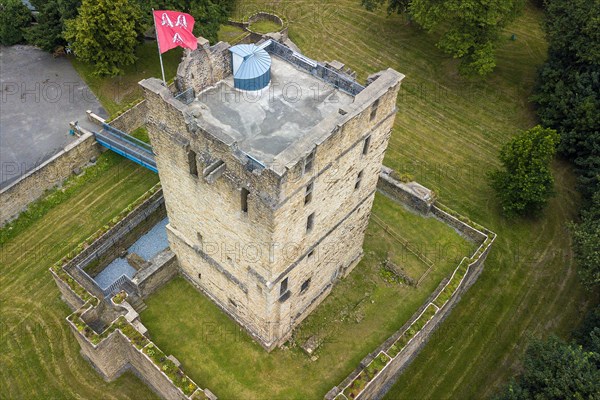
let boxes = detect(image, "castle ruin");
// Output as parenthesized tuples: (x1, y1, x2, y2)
(140, 37, 403, 350)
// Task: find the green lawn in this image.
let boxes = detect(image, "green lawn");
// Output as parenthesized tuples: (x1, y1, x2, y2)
(70, 41, 182, 117)
(249, 19, 282, 34)
(235, 0, 590, 398)
(0, 152, 159, 398)
(141, 194, 473, 398)
(2, 0, 592, 398)
(217, 24, 248, 43)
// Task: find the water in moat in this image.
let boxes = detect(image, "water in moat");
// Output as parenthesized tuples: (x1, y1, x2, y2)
(94, 217, 169, 290)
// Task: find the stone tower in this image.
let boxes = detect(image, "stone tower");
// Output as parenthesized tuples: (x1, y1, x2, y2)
(140, 38, 403, 350)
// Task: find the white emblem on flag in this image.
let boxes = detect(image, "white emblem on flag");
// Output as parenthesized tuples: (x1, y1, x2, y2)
(173, 33, 184, 44)
(161, 13, 174, 27)
(176, 15, 187, 28)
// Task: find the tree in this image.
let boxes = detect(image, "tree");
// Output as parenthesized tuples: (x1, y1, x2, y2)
(571, 190, 600, 290)
(25, 0, 81, 52)
(0, 0, 31, 45)
(361, 0, 523, 76)
(532, 0, 600, 198)
(495, 336, 600, 400)
(189, 0, 229, 44)
(488, 125, 559, 217)
(65, 0, 144, 76)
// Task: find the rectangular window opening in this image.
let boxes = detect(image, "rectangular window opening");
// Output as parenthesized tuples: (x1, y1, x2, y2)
(306, 213, 315, 233)
(307, 249, 315, 259)
(197, 232, 203, 244)
(280, 277, 288, 297)
(188, 150, 198, 177)
(362, 135, 371, 155)
(304, 182, 313, 205)
(304, 149, 315, 174)
(241, 188, 249, 213)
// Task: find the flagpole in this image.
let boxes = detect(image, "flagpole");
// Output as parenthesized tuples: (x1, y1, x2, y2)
(153, 9, 167, 86)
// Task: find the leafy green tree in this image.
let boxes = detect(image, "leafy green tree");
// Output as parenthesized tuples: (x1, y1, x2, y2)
(65, 0, 144, 76)
(361, 0, 523, 76)
(570, 191, 600, 289)
(0, 0, 31, 45)
(488, 125, 559, 217)
(532, 0, 600, 198)
(25, 0, 81, 52)
(189, 0, 228, 44)
(495, 336, 600, 400)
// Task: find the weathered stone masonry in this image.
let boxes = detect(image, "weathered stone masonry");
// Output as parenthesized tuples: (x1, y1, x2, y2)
(140, 38, 404, 350)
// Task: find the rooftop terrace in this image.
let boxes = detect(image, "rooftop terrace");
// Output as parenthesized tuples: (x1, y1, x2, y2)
(189, 56, 354, 166)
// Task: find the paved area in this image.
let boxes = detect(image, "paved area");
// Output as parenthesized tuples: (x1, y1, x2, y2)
(0, 45, 106, 189)
(95, 218, 169, 289)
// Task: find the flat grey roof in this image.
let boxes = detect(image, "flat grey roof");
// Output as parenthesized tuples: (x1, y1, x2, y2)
(190, 56, 354, 165)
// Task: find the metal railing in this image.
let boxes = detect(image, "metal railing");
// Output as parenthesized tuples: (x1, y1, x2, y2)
(174, 87, 195, 105)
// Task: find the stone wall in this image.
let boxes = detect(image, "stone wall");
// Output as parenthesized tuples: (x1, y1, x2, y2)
(0, 131, 100, 226)
(135, 250, 178, 298)
(109, 99, 148, 133)
(325, 173, 496, 400)
(72, 324, 191, 400)
(51, 270, 86, 311)
(377, 166, 436, 214)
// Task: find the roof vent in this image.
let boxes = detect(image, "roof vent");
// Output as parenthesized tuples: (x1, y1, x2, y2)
(229, 41, 272, 91)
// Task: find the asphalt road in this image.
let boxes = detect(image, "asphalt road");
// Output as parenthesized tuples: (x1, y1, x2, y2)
(0, 45, 106, 189)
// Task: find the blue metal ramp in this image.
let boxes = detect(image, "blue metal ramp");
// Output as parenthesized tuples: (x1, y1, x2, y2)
(94, 123, 157, 173)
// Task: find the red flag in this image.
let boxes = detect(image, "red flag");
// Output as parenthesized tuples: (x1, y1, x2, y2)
(153, 10, 198, 54)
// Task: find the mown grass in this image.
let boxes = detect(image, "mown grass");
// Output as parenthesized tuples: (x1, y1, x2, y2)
(237, 0, 591, 397)
(217, 24, 248, 43)
(249, 19, 282, 33)
(141, 197, 471, 399)
(70, 41, 182, 117)
(0, 152, 159, 398)
(2, 0, 593, 398)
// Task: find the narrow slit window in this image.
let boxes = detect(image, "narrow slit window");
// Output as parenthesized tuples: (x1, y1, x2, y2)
(304, 149, 315, 174)
(355, 170, 364, 190)
(307, 249, 315, 259)
(280, 277, 288, 297)
(306, 213, 315, 233)
(370, 98, 380, 121)
(304, 182, 313, 205)
(241, 188, 249, 213)
(362, 135, 371, 155)
(197, 232, 203, 244)
(301, 278, 311, 294)
(188, 150, 198, 177)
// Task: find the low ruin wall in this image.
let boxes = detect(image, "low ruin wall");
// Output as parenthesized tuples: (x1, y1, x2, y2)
(72, 325, 189, 400)
(0, 131, 101, 226)
(108, 100, 148, 133)
(136, 250, 178, 298)
(325, 173, 495, 400)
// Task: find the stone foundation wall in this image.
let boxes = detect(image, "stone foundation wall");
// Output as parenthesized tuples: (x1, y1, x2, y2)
(0, 131, 100, 226)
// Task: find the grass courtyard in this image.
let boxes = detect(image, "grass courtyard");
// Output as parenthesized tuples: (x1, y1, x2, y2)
(0, 0, 594, 398)
(0, 152, 159, 398)
(140, 193, 473, 399)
